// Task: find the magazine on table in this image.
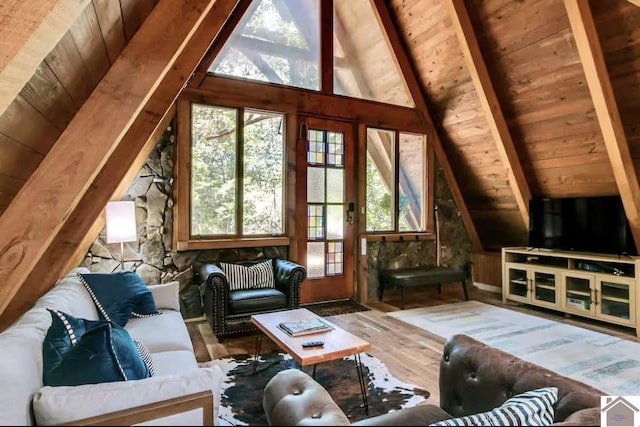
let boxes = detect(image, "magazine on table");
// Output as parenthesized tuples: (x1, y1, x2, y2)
(277, 317, 334, 336)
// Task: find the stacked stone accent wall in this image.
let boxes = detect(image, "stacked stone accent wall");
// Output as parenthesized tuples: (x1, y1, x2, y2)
(82, 124, 471, 312)
(81, 125, 285, 318)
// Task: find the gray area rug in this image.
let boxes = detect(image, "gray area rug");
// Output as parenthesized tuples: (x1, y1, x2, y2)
(388, 300, 640, 395)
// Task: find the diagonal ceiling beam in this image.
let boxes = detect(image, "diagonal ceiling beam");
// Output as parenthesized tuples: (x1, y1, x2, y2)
(447, 0, 531, 228)
(0, 0, 92, 118)
(189, 0, 252, 88)
(0, 0, 239, 319)
(370, 0, 483, 251)
(564, 0, 640, 252)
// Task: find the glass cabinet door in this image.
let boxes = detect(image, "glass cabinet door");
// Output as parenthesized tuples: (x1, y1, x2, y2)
(532, 270, 558, 307)
(596, 275, 634, 326)
(505, 264, 529, 302)
(563, 272, 594, 315)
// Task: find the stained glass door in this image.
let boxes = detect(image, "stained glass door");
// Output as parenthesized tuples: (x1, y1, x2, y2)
(297, 117, 354, 303)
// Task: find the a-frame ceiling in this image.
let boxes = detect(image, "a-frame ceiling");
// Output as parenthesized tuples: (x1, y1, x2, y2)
(0, 0, 639, 327)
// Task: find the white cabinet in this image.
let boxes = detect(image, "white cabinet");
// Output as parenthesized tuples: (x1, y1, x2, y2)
(503, 247, 640, 336)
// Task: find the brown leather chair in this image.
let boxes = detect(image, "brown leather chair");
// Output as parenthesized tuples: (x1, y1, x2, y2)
(196, 258, 306, 339)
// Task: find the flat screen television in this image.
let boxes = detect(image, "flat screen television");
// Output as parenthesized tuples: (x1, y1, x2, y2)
(528, 195, 637, 256)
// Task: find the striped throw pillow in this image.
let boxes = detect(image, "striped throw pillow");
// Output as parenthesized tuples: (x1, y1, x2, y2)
(220, 260, 275, 291)
(430, 387, 558, 426)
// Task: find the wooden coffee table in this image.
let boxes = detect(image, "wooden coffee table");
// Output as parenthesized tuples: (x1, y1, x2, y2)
(251, 308, 371, 413)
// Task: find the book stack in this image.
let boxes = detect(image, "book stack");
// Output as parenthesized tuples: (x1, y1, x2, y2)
(277, 318, 334, 336)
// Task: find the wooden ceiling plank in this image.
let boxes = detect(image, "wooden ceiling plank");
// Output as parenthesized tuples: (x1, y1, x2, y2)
(564, 0, 640, 250)
(93, 0, 127, 64)
(447, 0, 532, 229)
(0, 95, 61, 154)
(0, 0, 238, 319)
(69, 2, 111, 91)
(1, 106, 177, 330)
(120, 0, 157, 43)
(0, 0, 92, 118)
(371, 0, 483, 251)
(45, 32, 92, 107)
(19, 62, 78, 130)
(0, 134, 44, 180)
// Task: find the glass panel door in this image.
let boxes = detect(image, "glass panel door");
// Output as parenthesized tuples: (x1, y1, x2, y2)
(596, 276, 634, 325)
(297, 117, 354, 303)
(505, 264, 529, 302)
(533, 270, 557, 306)
(563, 272, 594, 315)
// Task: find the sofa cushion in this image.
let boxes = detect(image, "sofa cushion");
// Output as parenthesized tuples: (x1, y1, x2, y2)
(78, 271, 160, 327)
(32, 365, 224, 426)
(151, 350, 199, 376)
(34, 267, 99, 321)
(430, 387, 558, 426)
(125, 309, 193, 353)
(43, 310, 151, 386)
(228, 288, 287, 315)
(221, 260, 275, 291)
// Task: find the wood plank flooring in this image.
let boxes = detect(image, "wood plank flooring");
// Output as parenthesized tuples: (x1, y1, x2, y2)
(187, 284, 640, 407)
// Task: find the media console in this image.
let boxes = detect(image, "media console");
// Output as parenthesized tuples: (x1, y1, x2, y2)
(502, 247, 640, 336)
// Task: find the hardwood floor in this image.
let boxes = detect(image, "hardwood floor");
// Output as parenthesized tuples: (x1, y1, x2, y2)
(187, 283, 640, 407)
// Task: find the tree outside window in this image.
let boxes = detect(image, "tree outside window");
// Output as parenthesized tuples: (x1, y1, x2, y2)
(366, 127, 426, 233)
(190, 104, 284, 237)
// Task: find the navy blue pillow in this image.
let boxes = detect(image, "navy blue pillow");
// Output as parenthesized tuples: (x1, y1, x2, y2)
(42, 310, 152, 386)
(78, 271, 160, 327)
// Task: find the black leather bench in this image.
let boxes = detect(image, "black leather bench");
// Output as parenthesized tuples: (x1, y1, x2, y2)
(378, 265, 469, 309)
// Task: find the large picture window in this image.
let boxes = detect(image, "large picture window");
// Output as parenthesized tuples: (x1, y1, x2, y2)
(366, 127, 427, 233)
(190, 104, 285, 238)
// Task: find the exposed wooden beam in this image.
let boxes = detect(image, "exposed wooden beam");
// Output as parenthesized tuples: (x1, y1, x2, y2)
(0, 0, 92, 118)
(0, 0, 239, 320)
(564, 0, 640, 251)
(370, 0, 483, 251)
(320, 0, 333, 93)
(189, 0, 252, 88)
(192, 75, 426, 133)
(0, 106, 177, 330)
(447, 0, 531, 228)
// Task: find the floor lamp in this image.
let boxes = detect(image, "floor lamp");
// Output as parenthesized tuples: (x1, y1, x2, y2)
(105, 201, 137, 270)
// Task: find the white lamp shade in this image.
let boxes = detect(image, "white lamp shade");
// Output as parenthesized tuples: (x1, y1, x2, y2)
(105, 201, 137, 243)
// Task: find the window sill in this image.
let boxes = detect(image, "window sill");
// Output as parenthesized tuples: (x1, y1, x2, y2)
(176, 236, 290, 251)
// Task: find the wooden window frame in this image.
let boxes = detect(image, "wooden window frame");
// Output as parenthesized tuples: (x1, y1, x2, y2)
(174, 98, 289, 251)
(359, 125, 435, 242)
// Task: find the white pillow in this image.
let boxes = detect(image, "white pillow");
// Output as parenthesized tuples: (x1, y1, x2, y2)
(148, 281, 180, 311)
(430, 387, 558, 426)
(220, 260, 275, 291)
(32, 365, 223, 426)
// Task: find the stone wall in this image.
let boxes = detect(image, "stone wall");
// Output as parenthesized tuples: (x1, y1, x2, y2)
(81, 125, 286, 318)
(82, 125, 472, 312)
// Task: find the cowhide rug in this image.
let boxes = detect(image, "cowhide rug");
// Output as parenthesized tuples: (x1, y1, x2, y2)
(203, 351, 430, 426)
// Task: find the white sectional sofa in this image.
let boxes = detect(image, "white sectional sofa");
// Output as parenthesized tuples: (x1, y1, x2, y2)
(0, 267, 223, 426)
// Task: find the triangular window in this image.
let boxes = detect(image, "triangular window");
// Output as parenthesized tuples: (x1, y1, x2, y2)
(209, 0, 320, 90)
(208, 0, 414, 107)
(333, 0, 414, 107)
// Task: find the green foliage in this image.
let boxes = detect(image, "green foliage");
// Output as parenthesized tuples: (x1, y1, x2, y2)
(191, 106, 284, 236)
(365, 152, 392, 231)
